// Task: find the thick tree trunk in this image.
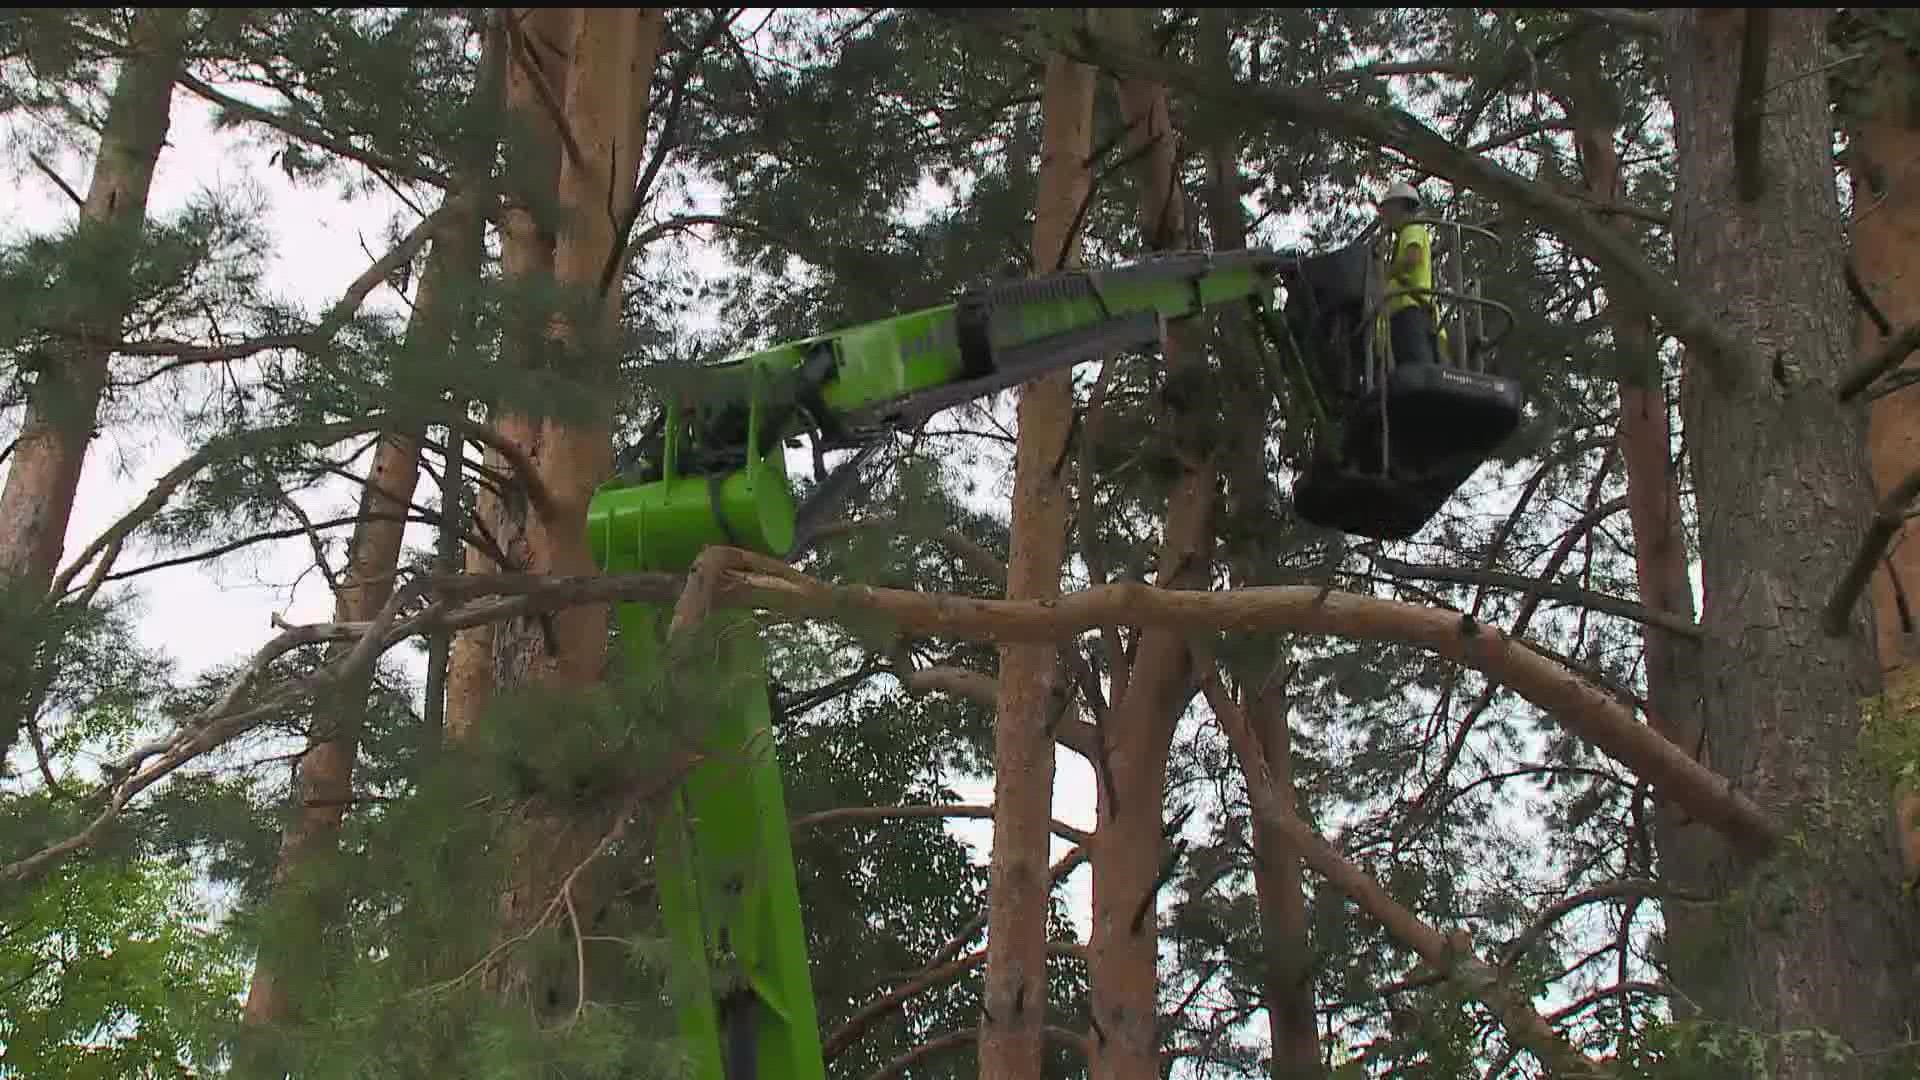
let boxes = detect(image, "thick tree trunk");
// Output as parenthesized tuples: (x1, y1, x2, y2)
(1088, 13, 1219, 1079)
(1201, 11, 1321, 1073)
(484, 6, 662, 1014)
(1662, 9, 1919, 1073)
(443, 6, 575, 743)
(977, 44, 1093, 1080)
(0, 7, 187, 760)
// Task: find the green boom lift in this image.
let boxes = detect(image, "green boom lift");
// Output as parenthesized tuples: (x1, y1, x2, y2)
(585, 238, 1520, 1079)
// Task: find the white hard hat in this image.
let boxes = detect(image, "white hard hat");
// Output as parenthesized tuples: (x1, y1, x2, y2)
(1380, 181, 1421, 209)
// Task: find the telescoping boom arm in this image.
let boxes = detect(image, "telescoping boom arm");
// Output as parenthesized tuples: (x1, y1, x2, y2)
(585, 249, 1292, 1080)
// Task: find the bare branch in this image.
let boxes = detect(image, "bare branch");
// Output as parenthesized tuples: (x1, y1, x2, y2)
(177, 70, 449, 188)
(1544, 980, 1672, 1025)
(1315, 59, 1477, 88)
(1824, 466, 1920, 636)
(793, 803, 1091, 846)
(1837, 323, 1920, 402)
(503, 13, 587, 175)
(416, 557, 1780, 850)
(1375, 555, 1703, 638)
(863, 1026, 1086, 1080)
(602, 7, 738, 293)
(1198, 668, 1612, 1078)
(1569, 8, 1664, 37)
(930, 845, 1087, 968)
(824, 941, 1083, 1062)
(1498, 878, 1711, 972)
(27, 151, 84, 208)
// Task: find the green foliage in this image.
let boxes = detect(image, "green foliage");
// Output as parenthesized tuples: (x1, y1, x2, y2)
(0, 856, 248, 1079)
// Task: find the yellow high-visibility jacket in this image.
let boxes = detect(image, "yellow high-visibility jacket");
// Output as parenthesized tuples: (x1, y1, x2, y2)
(1385, 221, 1433, 316)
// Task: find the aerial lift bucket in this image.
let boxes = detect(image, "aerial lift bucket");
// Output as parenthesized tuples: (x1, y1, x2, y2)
(1275, 223, 1522, 541)
(590, 366, 799, 573)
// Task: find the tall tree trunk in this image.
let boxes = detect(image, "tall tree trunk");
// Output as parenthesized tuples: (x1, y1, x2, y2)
(1087, 12, 1219, 1079)
(1562, 39, 1716, 1000)
(483, 6, 662, 1014)
(1844, 14, 1920, 888)
(444, 6, 574, 742)
(0, 7, 187, 760)
(1201, 12, 1320, 1075)
(977, 42, 1094, 1080)
(1661, 9, 1919, 1073)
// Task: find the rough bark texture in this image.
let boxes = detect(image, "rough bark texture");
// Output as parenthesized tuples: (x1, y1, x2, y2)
(443, 5, 574, 743)
(0, 8, 187, 759)
(1846, 17, 1920, 889)
(976, 45, 1093, 1080)
(1088, 13, 1218, 1079)
(1662, 9, 1920, 1072)
(1201, 11, 1321, 1072)
(484, 7, 663, 1013)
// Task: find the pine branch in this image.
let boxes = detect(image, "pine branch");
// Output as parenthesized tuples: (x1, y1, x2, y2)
(176, 70, 449, 188)
(824, 942, 1084, 1062)
(794, 803, 1091, 846)
(1836, 322, 1920, 401)
(52, 418, 394, 601)
(1499, 879, 1709, 973)
(1198, 669, 1614, 1079)
(1374, 556, 1703, 638)
(1824, 466, 1920, 636)
(3, 576, 427, 887)
(601, 6, 739, 294)
(27, 151, 84, 208)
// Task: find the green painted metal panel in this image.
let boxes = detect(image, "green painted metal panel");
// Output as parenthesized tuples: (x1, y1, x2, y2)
(614, 602, 824, 1080)
(590, 454, 797, 573)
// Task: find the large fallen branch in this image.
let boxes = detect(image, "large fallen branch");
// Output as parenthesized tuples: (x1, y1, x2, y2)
(1198, 671, 1614, 1079)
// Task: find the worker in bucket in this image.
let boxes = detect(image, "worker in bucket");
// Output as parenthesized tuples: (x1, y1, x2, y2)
(1376, 181, 1443, 366)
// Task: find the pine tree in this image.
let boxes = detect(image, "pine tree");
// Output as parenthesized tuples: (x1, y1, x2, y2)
(0, 7, 189, 765)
